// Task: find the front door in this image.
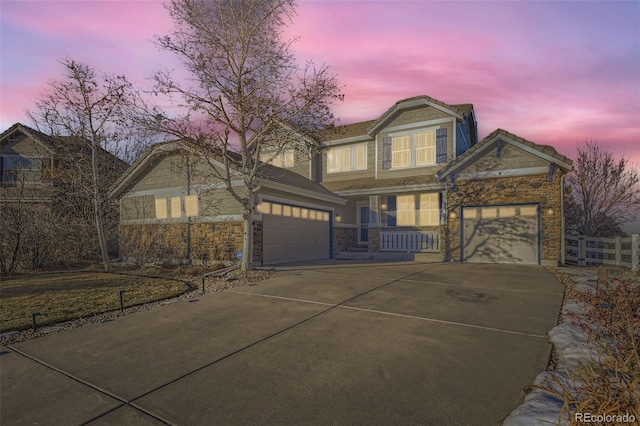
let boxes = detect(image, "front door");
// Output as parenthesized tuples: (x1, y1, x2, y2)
(358, 205, 369, 244)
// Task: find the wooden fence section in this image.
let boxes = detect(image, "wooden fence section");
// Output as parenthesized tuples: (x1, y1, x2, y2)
(565, 234, 639, 271)
(380, 231, 440, 252)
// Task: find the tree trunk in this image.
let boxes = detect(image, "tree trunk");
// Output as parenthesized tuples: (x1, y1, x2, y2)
(240, 190, 254, 272)
(95, 197, 112, 272)
(91, 143, 112, 272)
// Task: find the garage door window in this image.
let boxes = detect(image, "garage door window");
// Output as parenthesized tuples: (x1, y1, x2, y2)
(499, 207, 515, 217)
(259, 202, 329, 222)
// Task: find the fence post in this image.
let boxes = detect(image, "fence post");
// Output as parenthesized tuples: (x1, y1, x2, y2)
(615, 236, 621, 266)
(578, 236, 586, 266)
(632, 234, 638, 272)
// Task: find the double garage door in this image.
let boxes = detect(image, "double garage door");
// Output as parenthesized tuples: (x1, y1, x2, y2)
(261, 201, 331, 265)
(462, 204, 539, 264)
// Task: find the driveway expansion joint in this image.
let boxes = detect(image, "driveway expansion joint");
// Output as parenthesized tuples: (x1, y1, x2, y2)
(6, 346, 172, 425)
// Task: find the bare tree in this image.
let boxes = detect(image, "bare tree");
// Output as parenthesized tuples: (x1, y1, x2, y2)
(565, 140, 640, 237)
(27, 59, 137, 272)
(137, 0, 343, 271)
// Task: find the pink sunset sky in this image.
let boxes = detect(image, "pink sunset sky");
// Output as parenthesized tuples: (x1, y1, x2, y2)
(1, 0, 639, 168)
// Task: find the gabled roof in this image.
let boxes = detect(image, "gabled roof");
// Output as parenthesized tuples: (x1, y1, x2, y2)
(110, 140, 345, 205)
(1, 123, 127, 169)
(319, 95, 474, 143)
(437, 128, 573, 179)
(368, 95, 474, 135)
(1, 123, 56, 154)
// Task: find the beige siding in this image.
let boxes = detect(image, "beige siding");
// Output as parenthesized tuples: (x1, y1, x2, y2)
(128, 155, 188, 192)
(120, 195, 155, 220)
(1, 134, 51, 157)
(321, 140, 375, 183)
(334, 198, 360, 225)
(461, 143, 548, 174)
(199, 187, 243, 216)
(288, 151, 311, 179)
(384, 106, 451, 128)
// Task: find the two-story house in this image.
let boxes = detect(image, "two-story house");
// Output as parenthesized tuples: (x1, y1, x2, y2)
(110, 95, 573, 266)
(1, 123, 127, 271)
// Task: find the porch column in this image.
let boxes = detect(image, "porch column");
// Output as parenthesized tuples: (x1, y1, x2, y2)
(368, 195, 381, 251)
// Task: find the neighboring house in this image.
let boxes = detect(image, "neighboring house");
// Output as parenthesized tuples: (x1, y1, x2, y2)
(110, 95, 573, 266)
(1, 123, 57, 202)
(0, 123, 128, 270)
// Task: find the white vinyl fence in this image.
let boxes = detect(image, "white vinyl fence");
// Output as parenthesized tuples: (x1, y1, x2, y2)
(565, 234, 639, 271)
(380, 231, 440, 252)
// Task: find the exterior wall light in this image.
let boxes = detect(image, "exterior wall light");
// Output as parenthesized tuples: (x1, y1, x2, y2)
(547, 207, 555, 216)
(449, 211, 457, 219)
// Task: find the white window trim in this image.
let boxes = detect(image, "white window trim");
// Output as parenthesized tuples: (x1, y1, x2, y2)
(260, 149, 295, 169)
(327, 143, 368, 174)
(388, 127, 439, 170)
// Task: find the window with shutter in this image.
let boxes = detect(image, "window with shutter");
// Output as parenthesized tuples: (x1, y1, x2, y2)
(419, 193, 439, 226)
(436, 128, 447, 163)
(382, 137, 392, 170)
(415, 131, 436, 165)
(392, 135, 411, 168)
(397, 195, 415, 226)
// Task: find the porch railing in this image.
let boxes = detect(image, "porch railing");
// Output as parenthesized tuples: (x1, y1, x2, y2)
(565, 234, 638, 271)
(380, 231, 440, 253)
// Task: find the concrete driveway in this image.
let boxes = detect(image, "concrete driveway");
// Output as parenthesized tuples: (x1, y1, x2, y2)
(1, 262, 564, 425)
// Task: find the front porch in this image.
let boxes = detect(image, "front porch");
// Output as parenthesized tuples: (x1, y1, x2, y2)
(333, 193, 445, 259)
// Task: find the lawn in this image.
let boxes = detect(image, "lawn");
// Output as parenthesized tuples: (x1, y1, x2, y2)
(0, 272, 191, 332)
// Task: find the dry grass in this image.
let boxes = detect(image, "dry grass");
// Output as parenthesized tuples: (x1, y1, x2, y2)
(0, 272, 191, 332)
(539, 268, 640, 425)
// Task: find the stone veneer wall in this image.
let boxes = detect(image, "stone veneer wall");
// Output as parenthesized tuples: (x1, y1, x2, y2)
(119, 221, 263, 265)
(445, 173, 564, 263)
(333, 227, 358, 254)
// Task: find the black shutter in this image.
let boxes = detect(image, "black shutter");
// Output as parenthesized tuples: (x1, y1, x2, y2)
(436, 128, 447, 163)
(382, 137, 392, 170)
(387, 195, 396, 226)
(548, 162, 556, 182)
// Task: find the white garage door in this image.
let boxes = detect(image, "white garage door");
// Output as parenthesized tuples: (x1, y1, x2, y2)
(462, 204, 539, 264)
(261, 201, 331, 265)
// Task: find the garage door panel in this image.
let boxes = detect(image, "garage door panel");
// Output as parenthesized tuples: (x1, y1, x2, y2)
(263, 203, 330, 265)
(463, 205, 539, 264)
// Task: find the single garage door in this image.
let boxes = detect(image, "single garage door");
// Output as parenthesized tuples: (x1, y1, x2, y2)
(462, 204, 539, 264)
(261, 201, 331, 265)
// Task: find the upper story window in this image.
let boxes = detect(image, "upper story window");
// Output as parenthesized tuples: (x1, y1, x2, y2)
(1, 155, 43, 185)
(327, 143, 367, 173)
(391, 130, 436, 168)
(260, 150, 295, 168)
(383, 128, 447, 170)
